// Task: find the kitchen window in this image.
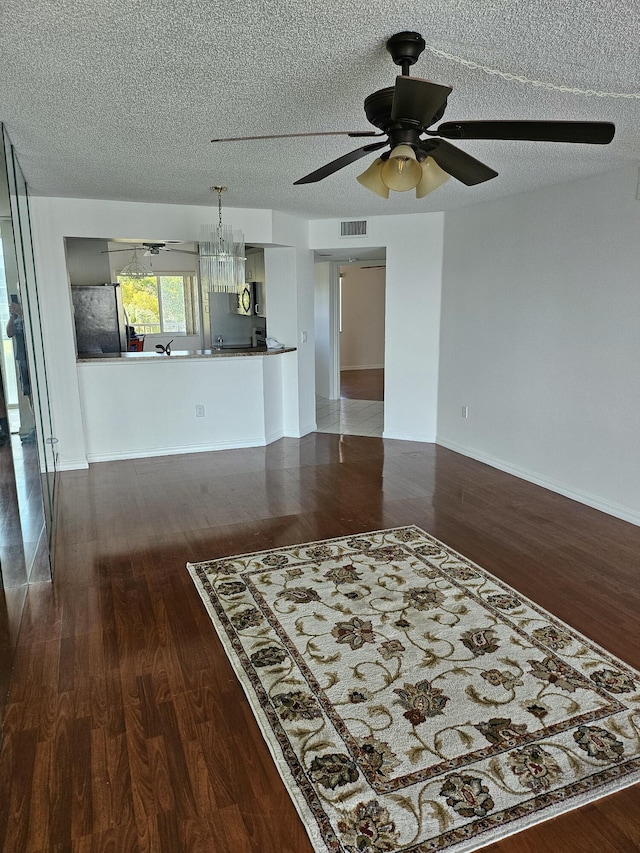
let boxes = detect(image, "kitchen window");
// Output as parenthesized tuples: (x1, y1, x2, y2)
(117, 273, 199, 336)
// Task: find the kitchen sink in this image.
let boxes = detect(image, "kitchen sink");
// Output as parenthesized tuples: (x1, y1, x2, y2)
(214, 345, 267, 352)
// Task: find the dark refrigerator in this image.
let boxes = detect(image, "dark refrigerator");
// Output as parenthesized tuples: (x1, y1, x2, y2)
(71, 284, 127, 356)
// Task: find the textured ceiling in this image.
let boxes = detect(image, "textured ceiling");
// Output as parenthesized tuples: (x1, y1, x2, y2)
(1, 0, 639, 219)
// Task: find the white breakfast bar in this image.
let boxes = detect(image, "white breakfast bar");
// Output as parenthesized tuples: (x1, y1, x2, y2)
(76, 347, 297, 462)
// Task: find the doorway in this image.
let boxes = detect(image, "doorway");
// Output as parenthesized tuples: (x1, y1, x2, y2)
(315, 255, 386, 437)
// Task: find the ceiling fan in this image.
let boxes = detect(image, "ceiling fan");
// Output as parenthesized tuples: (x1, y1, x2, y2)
(102, 242, 199, 256)
(211, 31, 615, 198)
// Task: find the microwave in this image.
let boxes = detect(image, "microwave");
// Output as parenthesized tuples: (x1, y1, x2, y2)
(231, 283, 254, 315)
(231, 282, 266, 317)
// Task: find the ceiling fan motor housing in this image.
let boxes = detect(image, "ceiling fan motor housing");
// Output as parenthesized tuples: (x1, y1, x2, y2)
(364, 88, 397, 132)
(364, 88, 447, 130)
(363, 89, 441, 158)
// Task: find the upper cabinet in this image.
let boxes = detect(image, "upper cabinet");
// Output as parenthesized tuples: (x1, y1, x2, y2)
(245, 248, 266, 317)
(245, 248, 265, 283)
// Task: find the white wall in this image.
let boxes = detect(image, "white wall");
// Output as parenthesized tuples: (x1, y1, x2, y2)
(65, 237, 112, 284)
(29, 197, 306, 468)
(314, 262, 333, 398)
(263, 353, 286, 444)
(310, 212, 445, 442)
(269, 211, 316, 436)
(438, 166, 640, 525)
(340, 265, 385, 370)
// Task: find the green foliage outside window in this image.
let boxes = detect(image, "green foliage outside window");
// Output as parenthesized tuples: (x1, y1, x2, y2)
(118, 274, 191, 335)
(119, 276, 160, 331)
(159, 276, 187, 332)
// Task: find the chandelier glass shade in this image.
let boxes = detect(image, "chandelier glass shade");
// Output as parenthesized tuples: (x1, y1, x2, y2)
(119, 247, 153, 278)
(199, 186, 246, 293)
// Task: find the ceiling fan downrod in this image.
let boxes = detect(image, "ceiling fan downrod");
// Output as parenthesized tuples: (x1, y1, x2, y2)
(386, 31, 426, 77)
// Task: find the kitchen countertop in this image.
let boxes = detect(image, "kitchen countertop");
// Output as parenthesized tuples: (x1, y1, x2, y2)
(77, 346, 296, 363)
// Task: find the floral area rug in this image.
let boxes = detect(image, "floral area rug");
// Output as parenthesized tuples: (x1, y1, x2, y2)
(187, 527, 640, 853)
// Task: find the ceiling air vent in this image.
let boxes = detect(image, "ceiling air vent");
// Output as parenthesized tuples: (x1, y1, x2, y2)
(340, 220, 367, 237)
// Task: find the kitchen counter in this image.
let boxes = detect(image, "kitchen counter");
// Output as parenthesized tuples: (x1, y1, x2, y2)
(77, 346, 296, 363)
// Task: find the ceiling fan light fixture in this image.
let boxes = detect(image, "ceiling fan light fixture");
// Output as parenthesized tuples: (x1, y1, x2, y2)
(356, 158, 390, 198)
(380, 144, 422, 192)
(415, 156, 451, 198)
(358, 148, 449, 199)
(199, 186, 246, 293)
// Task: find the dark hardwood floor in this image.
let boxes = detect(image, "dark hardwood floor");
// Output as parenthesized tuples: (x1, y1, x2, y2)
(1, 435, 639, 852)
(0, 439, 29, 729)
(340, 368, 384, 401)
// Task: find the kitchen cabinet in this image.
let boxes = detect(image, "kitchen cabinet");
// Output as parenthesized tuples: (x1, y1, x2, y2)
(245, 248, 266, 317)
(254, 281, 267, 317)
(245, 248, 265, 282)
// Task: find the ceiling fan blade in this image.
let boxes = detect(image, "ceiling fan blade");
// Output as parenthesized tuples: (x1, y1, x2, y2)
(435, 120, 615, 144)
(294, 140, 388, 185)
(390, 76, 452, 127)
(427, 140, 498, 186)
(139, 242, 199, 257)
(211, 130, 383, 143)
(100, 247, 144, 254)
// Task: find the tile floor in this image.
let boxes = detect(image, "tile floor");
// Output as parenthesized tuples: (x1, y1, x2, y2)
(315, 396, 384, 437)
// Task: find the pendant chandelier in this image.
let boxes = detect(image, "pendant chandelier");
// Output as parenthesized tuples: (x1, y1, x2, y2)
(119, 247, 153, 278)
(199, 186, 245, 293)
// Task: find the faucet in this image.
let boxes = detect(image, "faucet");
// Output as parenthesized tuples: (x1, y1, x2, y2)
(154, 339, 173, 356)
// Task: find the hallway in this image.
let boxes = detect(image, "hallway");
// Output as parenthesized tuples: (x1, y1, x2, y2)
(315, 368, 384, 437)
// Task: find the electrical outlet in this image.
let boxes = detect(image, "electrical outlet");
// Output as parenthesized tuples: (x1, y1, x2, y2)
(196, 404, 205, 417)
(301, 331, 307, 343)
(461, 405, 469, 419)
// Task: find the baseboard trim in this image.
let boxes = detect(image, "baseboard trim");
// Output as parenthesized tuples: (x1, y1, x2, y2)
(436, 436, 640, 527)
(340, 364, 384, 371)
(382, 430, 435, 443)
(264, 428, 286, 445)
(86, 436, 266, 463)
(67, 428, 299, 466)
(286, 420, 317, 439)
(57, 458, 90, 471)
